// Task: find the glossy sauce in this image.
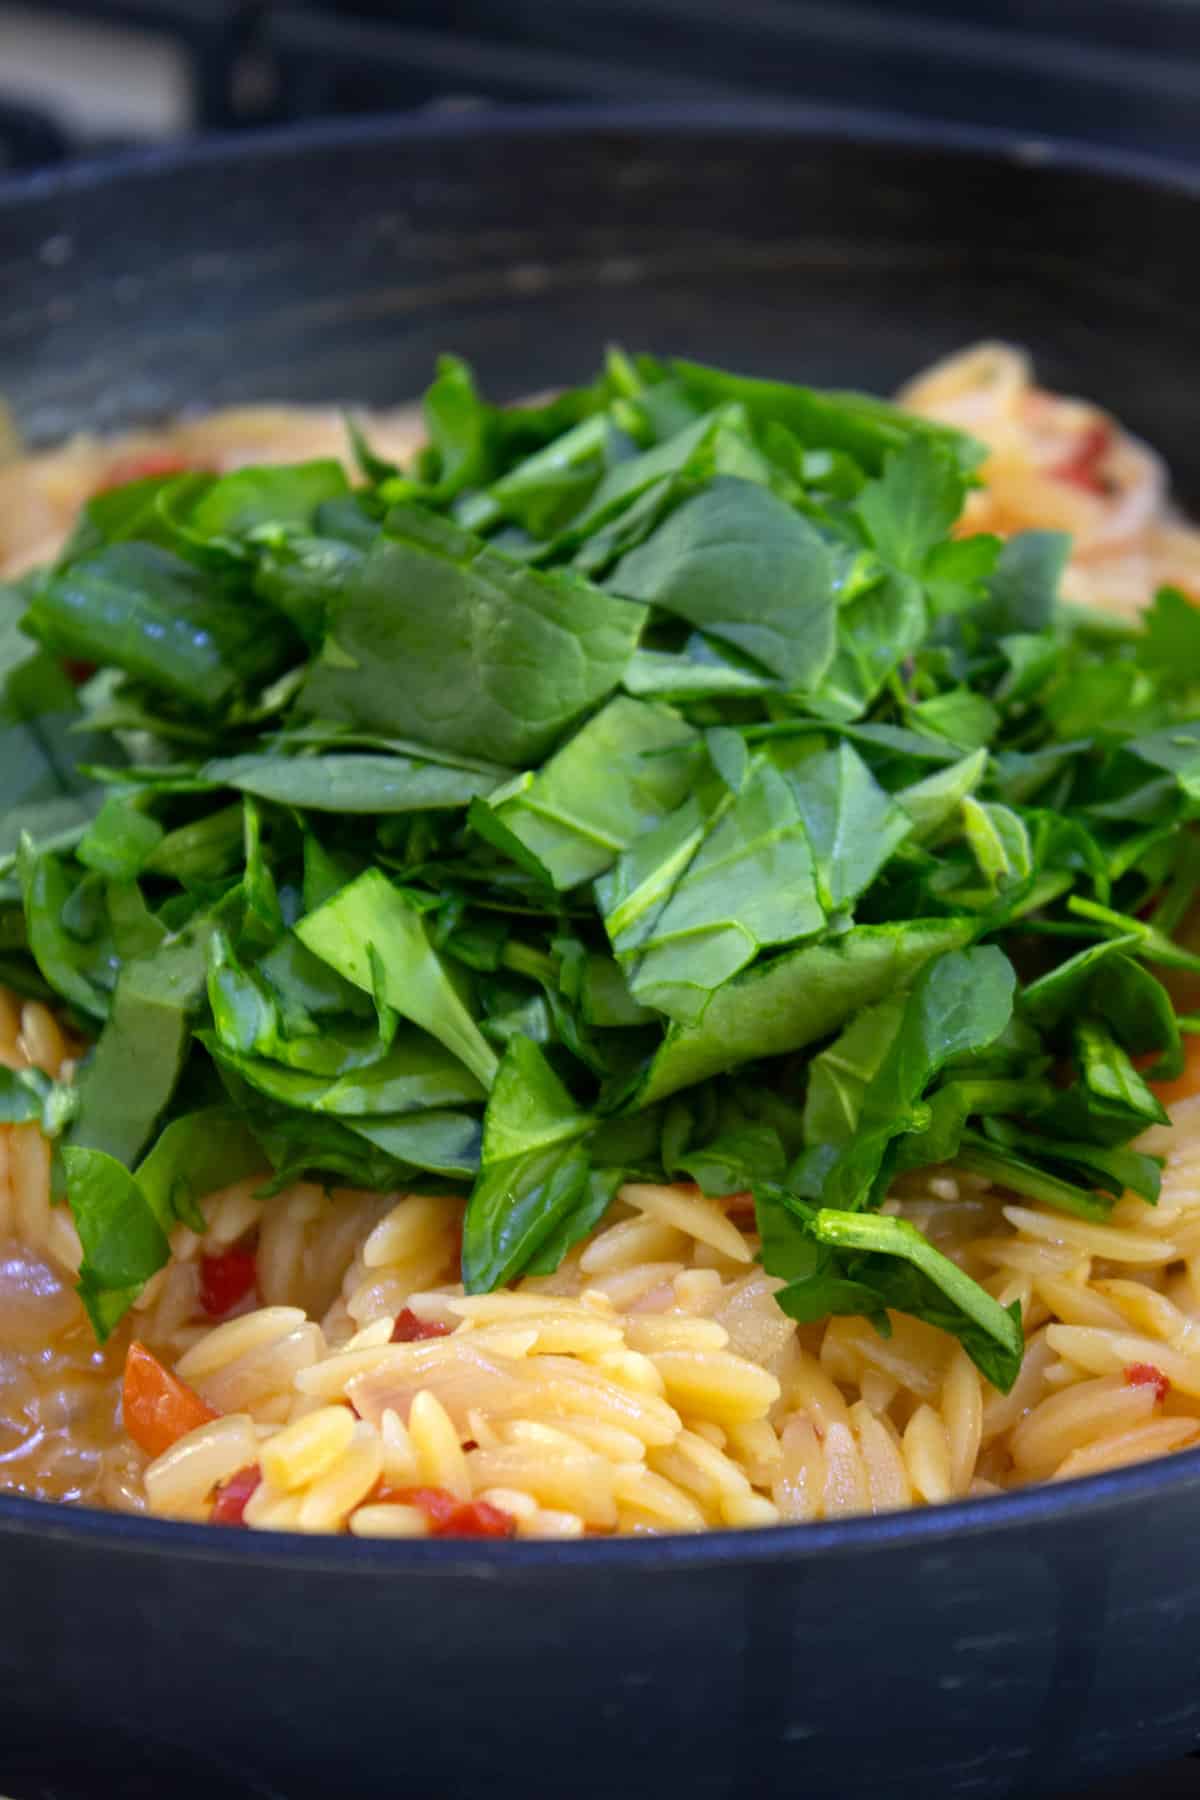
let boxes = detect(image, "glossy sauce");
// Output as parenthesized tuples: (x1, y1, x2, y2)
(0, 1240, 138, 1505)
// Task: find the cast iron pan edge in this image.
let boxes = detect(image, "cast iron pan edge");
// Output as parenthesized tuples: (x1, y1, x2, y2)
(0, 104, 1197, 1572)
(2, 102, 1199, 203)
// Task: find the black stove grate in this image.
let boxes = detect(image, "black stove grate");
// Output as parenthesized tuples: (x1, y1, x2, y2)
(0, 95, 70, 174)
(3, 1, 1200, 169)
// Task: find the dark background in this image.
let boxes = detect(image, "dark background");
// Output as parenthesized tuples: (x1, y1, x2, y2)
(3, 1, 1200, 173)
(1, 5, 1199, 1798)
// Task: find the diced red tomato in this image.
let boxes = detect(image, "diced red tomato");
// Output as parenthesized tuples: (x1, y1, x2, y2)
(198, 1243, 259, 1318)
(1051, 422, 1111, 493)
(1124, 1362, 1170, 1403)
(95, 450, 196, 492)
(211, 1463, 262, 1526)
(123, 1340, 217, 1458)
(376, 1484, 516, 1539)
(61, 659, 96, 687)
(391, 1307, 452, 1343)
(379, 1483, 460, 1529)
(444, 1499, 517, 1539)
(723, 1190, 755, 1227)
(1150, 1036, 1200, 1111)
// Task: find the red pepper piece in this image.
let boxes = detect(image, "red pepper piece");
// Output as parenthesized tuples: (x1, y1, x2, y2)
(1124, 1362, 1170, 1403)
(380, 1484, 461, 1530)
(442, 1499, 516, 1540)
(391, 1307, 452, 1343)
(211, 1464, 262, 1526)
(123, 1340, 217, 1458)
(378, 1484, 516, 1539)
(1051, 422, 1111, 493)
(95, 450, 196, 492)
(198, 1243, 258, 1318)
(723, 1190, 755, 1227)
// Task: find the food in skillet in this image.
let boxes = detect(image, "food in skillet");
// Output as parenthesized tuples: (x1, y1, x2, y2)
(0, 345, 1198, 1538)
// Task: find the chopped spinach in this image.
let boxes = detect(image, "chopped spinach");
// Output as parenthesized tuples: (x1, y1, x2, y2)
(4, 347, 1195, 1388)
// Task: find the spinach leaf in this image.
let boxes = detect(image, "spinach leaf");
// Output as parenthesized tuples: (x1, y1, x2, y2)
(300, 507, 645, 766)
(960, 798, 1032, 895)
(53, 471, 199, 564)
(1022, 935, 1141, 1033)
(909, 690, 1000, 751)
(622, 634, 777, 700)
(143, 804, 245, 886)
(134, 1107, 266, 1234)
(26, 545, 296, 713)
(254, 533, 364, 645)
(1073, 1017, 1169, 1128)
(203, 1027, 483, 1118)
(887, 1074, 1056, 1179)
(774, 1205, 1024, 1392)
(811, 571, 926, 720)
(464, 799, 557, 889)
(417, 354, 493, 496)
(551, 408, 734, 543)
(76, 798, 164, 881)
(1123, 722, 1200, 801)
(462, 1036, 597, 1289)
(487, 697, 699, 890)
(18, 841, 111, 1021)
(64, 1145, 172, 1340)
(800, 998, 905, 1148)
(954, 1137, 1120, 1222)
(601, 755, 825, 1024)
(1067, 897, 1200, 974)
(66, 953, 193, 1166)
(1139, 587, 1200, 692)
(0, 1064, 77, 1135)
(980, 531, 1070, 635)
(523, 1168, 623, 1277)
(855, 439, 965, 575)
(669, 359, 982, 473)
(1025, 941, 1185, 1081)
(181, 460, 349, 546)
(798, 948, 1016, 1211)
(200, 751, 501, 814)
(294, 868, 499, 1088)
(346, 1109, 482, 1178)
(677, 1123, 786, 1195)
(896, 748, 988, 841)
(779, 741, 912, 913)
(611, 477, 837, 690)
(629, 918, 973, 1107)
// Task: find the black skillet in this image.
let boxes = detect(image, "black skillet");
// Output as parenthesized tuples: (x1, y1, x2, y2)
(1, 109, 1199, 1800)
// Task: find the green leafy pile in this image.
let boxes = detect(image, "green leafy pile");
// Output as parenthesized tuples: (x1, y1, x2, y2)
(2, 349, 1199, 1390)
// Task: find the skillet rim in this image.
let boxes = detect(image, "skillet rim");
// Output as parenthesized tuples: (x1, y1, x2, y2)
(0, 100, 1199, 203)
(1, 100, 1198, 1572)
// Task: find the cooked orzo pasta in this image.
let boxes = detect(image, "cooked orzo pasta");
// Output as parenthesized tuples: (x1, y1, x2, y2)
(1, 345, 1198, 1538)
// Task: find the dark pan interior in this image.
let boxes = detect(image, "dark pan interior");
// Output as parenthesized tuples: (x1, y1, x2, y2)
(1, 108, 1198, 509)
(1, 111, 1200, 1800)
